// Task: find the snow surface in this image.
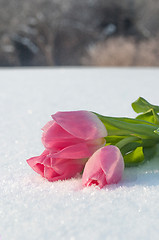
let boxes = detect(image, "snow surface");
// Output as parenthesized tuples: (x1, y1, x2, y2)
(0, 68, 159, 240)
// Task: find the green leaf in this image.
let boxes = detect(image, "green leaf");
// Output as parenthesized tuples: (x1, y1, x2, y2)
(136, 109, 159, 124)
(120, 141, 142, 156)
(95, 113, 159, 140)
(105, 135, 127, 145)
(124, 147, 144, 167)
(141, 138, 158, 148)
(143, 145, 157, 161)
(102, 121, 131, 136)
(132, 97, 159, 113)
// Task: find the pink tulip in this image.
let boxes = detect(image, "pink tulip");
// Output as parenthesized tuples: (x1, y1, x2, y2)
(27, 150, 87, 181)
(82, 145, 124, 188)
(42, 111, 107, 159)
(27, 111, 107, 181)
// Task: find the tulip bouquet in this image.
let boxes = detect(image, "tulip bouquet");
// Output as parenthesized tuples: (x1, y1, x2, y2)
(27, 97, 159, 188)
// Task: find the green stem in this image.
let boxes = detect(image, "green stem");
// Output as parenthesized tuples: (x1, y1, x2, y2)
(116, 136, 139, 149)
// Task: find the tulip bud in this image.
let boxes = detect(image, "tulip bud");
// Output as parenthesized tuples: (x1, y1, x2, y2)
(82, 145, 124, 188)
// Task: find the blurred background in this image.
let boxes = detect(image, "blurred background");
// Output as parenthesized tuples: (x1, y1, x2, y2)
(0, 0, 159, 67)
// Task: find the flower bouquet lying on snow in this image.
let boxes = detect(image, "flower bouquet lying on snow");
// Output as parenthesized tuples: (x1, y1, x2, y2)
(27, 97, 159, 188)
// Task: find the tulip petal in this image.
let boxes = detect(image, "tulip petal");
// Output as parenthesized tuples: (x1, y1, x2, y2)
(42, 136, 85, 152)
(27, 158, 44, 177)
(52, 111, 107, 140)
(44, 166, 60, 180)
(45, 162, 82, 181)
(48, 138, 105, 159)
(82, 145, 124, 188)
(26, 150, 85, 182)
(82, 148, 104, 187)
(100, 145, 124, 184)
(42, 120, 87, 151)
(50, 158, 86, 175)
(42, 120, 54, 132)
(51, 142, 92, 159)
(42, 121, 75, 147)
(26, 150, 49, 177)
(86, 138, 106, 155)
(85, 168, 107, 188)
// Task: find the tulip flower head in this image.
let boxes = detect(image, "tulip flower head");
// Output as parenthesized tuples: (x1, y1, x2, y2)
(27, 111, 107, 181)
(82, 145, 124, 188)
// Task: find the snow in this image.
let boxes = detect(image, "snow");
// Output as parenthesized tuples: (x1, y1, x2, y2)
(0, 68, 159, 240)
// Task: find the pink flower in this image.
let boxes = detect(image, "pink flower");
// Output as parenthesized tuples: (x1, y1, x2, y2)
(27, 111, 107, 181)
(27, 150, 87, 181)
(82, 145, 124, 188)
(42, 111, 107, 157)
